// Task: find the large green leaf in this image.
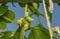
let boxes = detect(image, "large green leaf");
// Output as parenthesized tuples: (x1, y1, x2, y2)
(0, 17, 6, 29)
(28, 24, 50, 39)
(3, 10, 15, 23)
(0, 5, 8, 16)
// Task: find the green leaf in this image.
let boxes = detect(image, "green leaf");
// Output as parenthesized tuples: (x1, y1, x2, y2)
(0, 30, 26, 39)
(3, 10, 15, 23)
(18, 2, 26, 8)
(28, 3, 45, 17)
(0, 31, 15, 39)
(0, 18, 6, 29)
(32, 3, 39, 9)
(4, 31, 15, 37)
(0, 31, 15, 37)
(0, 5, 8, 16)
(28, 24, 50, 39)
(28, 3, 40, 16)
(0, 26, 26, 39)
(0, 21, 6, 30)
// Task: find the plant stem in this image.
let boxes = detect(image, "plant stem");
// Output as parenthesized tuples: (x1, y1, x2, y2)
(20, 27, 25, 39)
(42, 0, 53, 39)
(19, 3, 28, 39)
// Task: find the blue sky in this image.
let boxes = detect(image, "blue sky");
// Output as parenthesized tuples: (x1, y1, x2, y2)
(0, 3, 60, 32)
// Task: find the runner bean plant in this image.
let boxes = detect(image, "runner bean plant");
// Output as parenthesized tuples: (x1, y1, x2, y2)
(0, 0, 60, 39)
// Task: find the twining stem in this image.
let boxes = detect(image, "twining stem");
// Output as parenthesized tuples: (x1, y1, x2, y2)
(42, 0, 53, 39)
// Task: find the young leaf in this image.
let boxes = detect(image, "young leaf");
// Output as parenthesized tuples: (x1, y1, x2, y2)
(0, 5, 8, 16)
(28, 24, 50, 39)
(3, 10, 15, 23)
(32, 3, 39, 9)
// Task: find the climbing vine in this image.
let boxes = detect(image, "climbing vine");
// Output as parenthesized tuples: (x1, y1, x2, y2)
(0, 0, 60, 39)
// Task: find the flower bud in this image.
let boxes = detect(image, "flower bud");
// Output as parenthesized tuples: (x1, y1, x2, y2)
(26, 16, 34, 22)
(24, 23, 29, 30)
(17, 18, 23, 25)
(51, 26, 60, 33)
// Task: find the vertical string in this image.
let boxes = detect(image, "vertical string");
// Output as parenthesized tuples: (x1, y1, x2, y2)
(42, 0, 53, 39)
